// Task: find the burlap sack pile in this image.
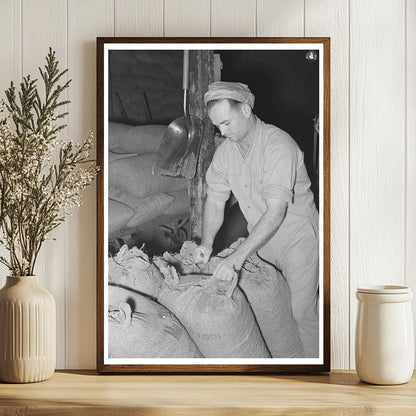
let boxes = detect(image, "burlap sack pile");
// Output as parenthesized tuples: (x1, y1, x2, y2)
(108, 122, 190, 239)
(107, 240, 304, 359)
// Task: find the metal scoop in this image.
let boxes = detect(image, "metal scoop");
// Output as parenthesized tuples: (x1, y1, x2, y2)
(152, 50, 204, 179)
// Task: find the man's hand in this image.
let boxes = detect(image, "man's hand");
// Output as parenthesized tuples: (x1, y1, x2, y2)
(213, 252, 246, 281)
(194, 245, 213, 264)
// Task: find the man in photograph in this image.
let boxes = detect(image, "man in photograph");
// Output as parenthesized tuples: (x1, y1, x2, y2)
(194, 81, 319, 357)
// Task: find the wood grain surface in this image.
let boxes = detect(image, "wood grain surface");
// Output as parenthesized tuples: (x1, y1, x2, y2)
(0, 370, 415, 415)
(22, 0, 68, 369)
(406, 0, 416, 367)
(115, 0, 163, 37)
(211, 0, 256, 37)
(67, 0, 113, 370)
(305, 0, 350, 371)
(349, 0, 406, 369)
(257, 0, 304, 37)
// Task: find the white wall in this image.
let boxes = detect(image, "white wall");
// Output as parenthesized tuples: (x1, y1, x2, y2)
(0, 0, 414, 370)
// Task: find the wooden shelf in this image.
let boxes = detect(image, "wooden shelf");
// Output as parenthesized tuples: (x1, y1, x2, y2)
(0, 370, 415, 415)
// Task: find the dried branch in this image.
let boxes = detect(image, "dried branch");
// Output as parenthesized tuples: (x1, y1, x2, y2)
(0, 48, 97, 276)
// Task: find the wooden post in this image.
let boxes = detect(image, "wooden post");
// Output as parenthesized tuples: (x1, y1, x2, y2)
(188, 50, 215, 241)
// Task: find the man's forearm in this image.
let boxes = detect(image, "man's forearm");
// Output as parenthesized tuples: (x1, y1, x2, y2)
(200, 197, 225, 247)
(209, 198, 287, 281)
(236, 200, 287, 261)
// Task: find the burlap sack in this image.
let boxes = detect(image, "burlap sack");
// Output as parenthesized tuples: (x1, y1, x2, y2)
(108, 285, 202, 358)
(108, 199, 134, 236)
(109, 151, 137, 162)
(109, 153, 187, 199)
(155, 259, 271, 359)
(109, 245, 164, 299)
(160, 241, 200, 275)
(109, 123, 167, 154)
(216, 239, 304, 358)
(149, 190, 190, 229)
(239, 254, 304, 358)
(160, 190, 189, 217)
(110, 191, 175, 230)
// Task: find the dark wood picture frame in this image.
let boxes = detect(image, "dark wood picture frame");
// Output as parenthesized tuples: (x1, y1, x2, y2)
(97, 37, 330, 374)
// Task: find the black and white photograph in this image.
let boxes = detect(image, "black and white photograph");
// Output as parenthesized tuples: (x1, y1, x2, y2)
(97, 38, 330, 373)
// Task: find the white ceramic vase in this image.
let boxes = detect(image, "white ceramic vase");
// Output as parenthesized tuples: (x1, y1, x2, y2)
(355, 285, 414, 385)
(0, 276, 56, 383)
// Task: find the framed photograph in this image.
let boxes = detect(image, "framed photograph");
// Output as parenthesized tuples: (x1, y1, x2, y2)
(97, 37, 330, 373)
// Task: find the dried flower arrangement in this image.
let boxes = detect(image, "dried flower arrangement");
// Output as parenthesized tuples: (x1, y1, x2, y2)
(0, 48, 97, 276)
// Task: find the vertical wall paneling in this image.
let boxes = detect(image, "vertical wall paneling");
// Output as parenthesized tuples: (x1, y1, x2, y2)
(164, 0, 210, 37)
(115, 0, 163, 36)
(0, 0, 21, 288)
(305, 0, 350, 370)
(0, 0, 13, 101)
(0, 0, 21, 99)
(350, 0, 406, 368)
(67, 0, 114, 370)
(22, 0, 68, 368)
(210, 0, 256, 37)
(406, 0, 416, 364)
(256, 0, 304, 37)
(0, 0, 415, 370)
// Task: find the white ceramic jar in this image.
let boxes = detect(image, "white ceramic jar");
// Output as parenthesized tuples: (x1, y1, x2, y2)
(355, 285, 414, 385)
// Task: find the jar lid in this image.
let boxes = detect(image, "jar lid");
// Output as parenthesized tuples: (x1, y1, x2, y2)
(357, 285, 411, 294)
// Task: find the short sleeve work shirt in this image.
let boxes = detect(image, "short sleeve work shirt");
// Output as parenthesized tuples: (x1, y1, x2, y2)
(206, 117, 316, 231)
